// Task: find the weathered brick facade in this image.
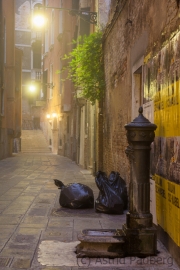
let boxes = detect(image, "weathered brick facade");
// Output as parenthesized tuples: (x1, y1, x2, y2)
(102, 0, 180, 178)
(0, 0, 22, 159)
(102, 0, 180, 266)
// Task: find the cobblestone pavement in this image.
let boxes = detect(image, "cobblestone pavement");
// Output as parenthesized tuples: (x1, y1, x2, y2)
(0, 153, 179, 270)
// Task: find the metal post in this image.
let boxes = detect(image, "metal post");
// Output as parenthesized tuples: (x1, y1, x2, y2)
(123, 106, 157, 256)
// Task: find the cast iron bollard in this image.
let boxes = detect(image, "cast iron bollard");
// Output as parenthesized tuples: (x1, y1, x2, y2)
(123, 106, 157, 256)
(76, 107, 157, 258)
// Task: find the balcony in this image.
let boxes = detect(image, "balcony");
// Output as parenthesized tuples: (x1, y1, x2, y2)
(31, 69, 41, 81)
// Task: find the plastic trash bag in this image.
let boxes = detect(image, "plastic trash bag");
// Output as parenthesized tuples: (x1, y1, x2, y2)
(54, 179, 94, 209)
(95, 171, 128, 214)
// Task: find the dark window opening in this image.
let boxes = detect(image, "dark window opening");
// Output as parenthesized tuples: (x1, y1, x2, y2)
(67, 116, 69, 133)
(134, 66, 143, 104)
(80, 8, 90, 37)
(1, 88, 4, 115)
(32, 40, 41, 69)
(4, 18, 6, 64)
(43, 70, 47, 100)
(73, 26, 78, 49)
(15, 58, 21, 91)
(72, 0, 79, 10)
(59, 59, 62, 94)
(33, 52, 41, 69)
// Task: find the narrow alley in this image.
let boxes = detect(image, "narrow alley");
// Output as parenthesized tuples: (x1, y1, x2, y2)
(0, 131, 178, 269)
(0, 0, 180, 269)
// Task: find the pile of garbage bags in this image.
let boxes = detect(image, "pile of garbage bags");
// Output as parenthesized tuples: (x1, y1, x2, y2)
(54, 179, 94, 209)
(54, 171, 128, 214)
(95, 171, 128, 214)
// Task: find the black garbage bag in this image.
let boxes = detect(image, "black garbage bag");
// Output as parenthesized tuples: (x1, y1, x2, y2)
(54, 179, 94, 209)
(95, 171, 128, 214)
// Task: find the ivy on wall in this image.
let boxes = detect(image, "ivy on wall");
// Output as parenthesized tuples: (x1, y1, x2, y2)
(61, 31, 105, 104)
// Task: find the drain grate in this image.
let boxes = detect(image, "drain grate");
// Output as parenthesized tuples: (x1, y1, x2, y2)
(0, 257, 12, 267)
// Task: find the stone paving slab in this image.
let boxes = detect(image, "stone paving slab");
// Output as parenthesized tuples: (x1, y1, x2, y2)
(0, 248, 35, 258)
(11, 259, 32, 269)
(51, 208, 103, 218)
(0, 215, 22, 225)
(0, 153, 179, 270)
(47, 220, 74, 229)
(0, 258, 13, 268)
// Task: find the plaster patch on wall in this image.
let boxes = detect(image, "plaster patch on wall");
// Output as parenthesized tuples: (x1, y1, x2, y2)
(98, 0, 111, 27)
(15, 1, 31, 29)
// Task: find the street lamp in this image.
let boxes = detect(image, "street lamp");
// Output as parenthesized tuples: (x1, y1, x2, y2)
(52, 112, 57, 118)
(28, 84, 36, 93)
(46, 112, 57, 119)
(32, 3, 97, 27)
(32, 14, 47, 29)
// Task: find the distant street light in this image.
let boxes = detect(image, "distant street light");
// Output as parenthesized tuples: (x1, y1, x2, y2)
(29, 84, 36, 93)
(52, 112, 57, 118)
(46, 112, 57, 119)
(32, 4, 97, 27)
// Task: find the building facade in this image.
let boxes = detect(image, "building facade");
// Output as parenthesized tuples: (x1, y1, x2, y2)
(0, 0, 22, 159)
(15, 0, 43, 130)
(14, 0, 110, 172)
(102, 0, 180, 266)
(40, 0, 75, 155)
(40, 0, 106, 174)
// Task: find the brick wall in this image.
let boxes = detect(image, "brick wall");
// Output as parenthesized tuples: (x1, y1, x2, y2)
(102, 0, 180, 266)
(102, 0, 180, 182)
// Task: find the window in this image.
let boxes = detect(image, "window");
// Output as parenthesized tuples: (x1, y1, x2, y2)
(1, 89, 4, 115)
(45, 27, 49, 53)
(15, 31, 31, 45)
(59, 0, 63, 34)
(59, 11, 63, 34)
(59, 58, 62, 94)
(80, 8, 90, 37)
(50, 10, 54, 45)
(72, 0, 79, 10)
(73, 26, 78, 49)
(43, 70, 47, 100)
(67, 116, 69, 133)
(32, 41, 41, 69)
(4, 18, 6, 64)
(49, 64, 53, 98)
(132, 66, 143, 119)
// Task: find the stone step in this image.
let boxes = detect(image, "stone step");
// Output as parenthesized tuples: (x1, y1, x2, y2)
(21, 130, 51, 153)
(21, 149, 51, 153)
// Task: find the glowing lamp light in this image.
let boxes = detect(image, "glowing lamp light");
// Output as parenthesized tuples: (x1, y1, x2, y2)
(29, 85, 36, 93)
(52, 112, 57, 118)
(32, 14, 46, 28)
(46, 113, 51, 119)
